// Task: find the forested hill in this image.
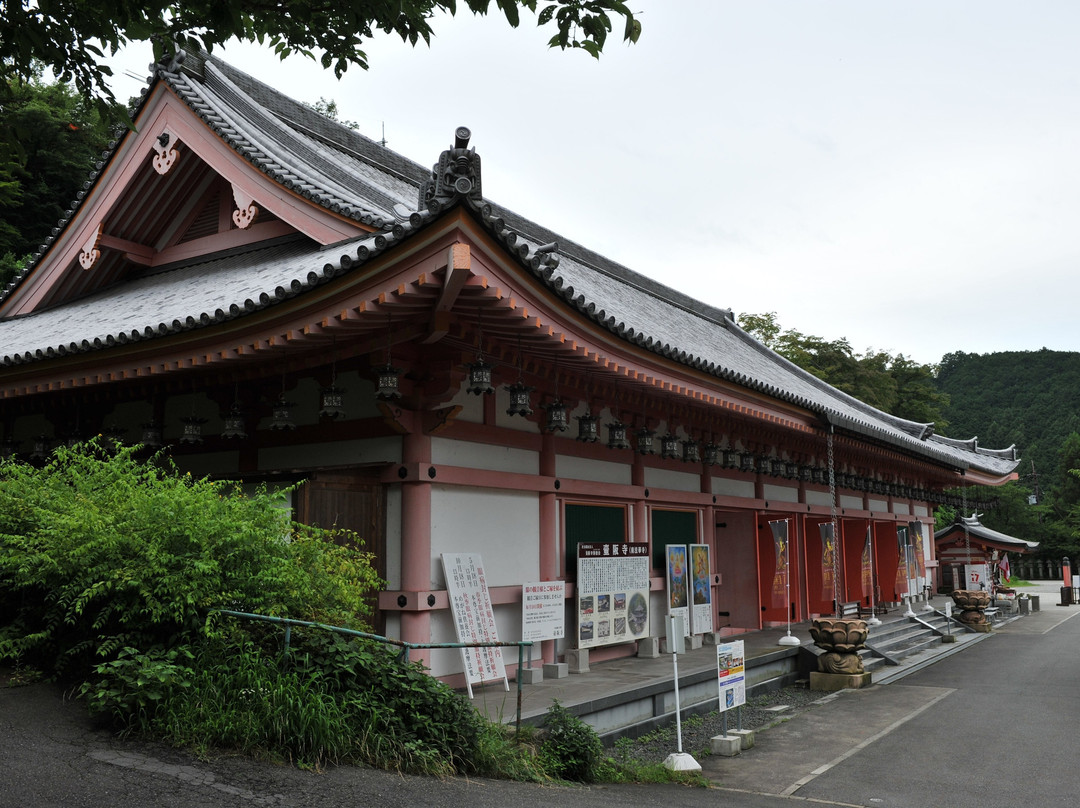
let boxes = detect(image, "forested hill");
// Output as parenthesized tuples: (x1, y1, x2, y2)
(935, 348, 1080, 493)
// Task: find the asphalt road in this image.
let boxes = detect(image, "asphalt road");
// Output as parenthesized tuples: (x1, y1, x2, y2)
(3, 602, 1078, 808)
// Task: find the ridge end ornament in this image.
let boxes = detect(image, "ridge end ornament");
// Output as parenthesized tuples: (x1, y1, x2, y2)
(418, 126, 483, 213)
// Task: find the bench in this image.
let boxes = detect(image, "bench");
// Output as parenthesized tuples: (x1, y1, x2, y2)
(859, 602, 889, 618)
(837, 601, 860, 619)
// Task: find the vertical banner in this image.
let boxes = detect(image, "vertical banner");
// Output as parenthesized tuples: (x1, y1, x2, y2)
(521, 581, 565, 642)
(577, 543, 650, 649)
(895, 526, 910, 596)
(770, 520, 789, 609)
(909, 521, 926, 579)
(861, 525, 873, 598)
(690, 543, 713, 635)
(441, 553, 507, 697)
(716, 639, 746, 712)
(819, 522, 835, 603)
(667, 544, 690, 639)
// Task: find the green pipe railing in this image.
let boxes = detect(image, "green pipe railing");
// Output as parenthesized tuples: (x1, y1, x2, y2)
(212, 609, 534, 732)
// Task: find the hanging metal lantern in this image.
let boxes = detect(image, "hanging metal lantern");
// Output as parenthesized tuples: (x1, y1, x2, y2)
(636, 426, 656, 455)
(606, 421, 630, 450)
(740, 453, 756, 473)
(505, 382, 534, 417)
(576, 413, 599, 443)
(269, 396, 296, 430)
(375, 363, 402, 401)
(140, 420, 163, 449)
(466, 358, 494, 395)
(220, 403, 248, 439)
(544, 399, 569, 432)
(660, 433, 679, 459)
(180, 415, 206, 444)
(682, 439, 700, 464)
(319, 385, 347, 419)
(723, 448, 741, 468)
(703, 443, 721, 466)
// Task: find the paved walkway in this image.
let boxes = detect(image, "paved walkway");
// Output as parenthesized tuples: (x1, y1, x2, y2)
(471, 581, 1065, 728)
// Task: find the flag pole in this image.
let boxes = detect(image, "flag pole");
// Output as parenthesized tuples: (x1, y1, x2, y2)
(866, 524, 881, 626)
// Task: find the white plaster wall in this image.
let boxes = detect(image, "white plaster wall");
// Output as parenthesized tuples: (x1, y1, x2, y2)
(644, 466, 701, 493)
(763, 483, 798, 504)
(868, 498, 888, 512)
(712, 476, 756, 499)
(429, 486, 540, 588)
(556, 454, 632, 485)
(805, 489, 833, 507)
(913, 505, 930, 517)
(258, 436, 401, 470)
(840, 494, 863, 509)
(892, 502, 911, 515)
(431, 437, 538, 475)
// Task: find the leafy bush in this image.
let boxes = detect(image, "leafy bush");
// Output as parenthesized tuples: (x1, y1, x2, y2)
(538, 700, 603, 782)
(0, 441, 380, 679)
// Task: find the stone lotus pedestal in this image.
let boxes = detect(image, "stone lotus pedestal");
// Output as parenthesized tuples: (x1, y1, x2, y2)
(950, 589, 992, 633)
(808, 618, 872, 691)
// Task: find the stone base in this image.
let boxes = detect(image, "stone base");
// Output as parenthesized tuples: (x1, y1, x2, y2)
(810, 671, 872, 691)
(637, 636, 661, 658)
(940, 634, 958, 644)
(702, 632, 721, 646)
(567, 648, 590, 674)
(688, 634, 703, 650)
(709, 734, 742, 757)
(517, 666, 543, 684)
(543, 662, 568, 679)
(730, 729, 755, 750)
(970, 622, 993, 633)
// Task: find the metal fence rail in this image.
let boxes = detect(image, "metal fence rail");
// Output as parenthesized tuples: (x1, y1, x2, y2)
(212, 609, 533, 731)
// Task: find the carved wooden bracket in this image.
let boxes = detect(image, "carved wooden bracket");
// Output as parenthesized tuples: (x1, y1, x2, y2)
(231, 185, 259, 229)
(78, 223, 103, 270)
(152, 131, 179, 175)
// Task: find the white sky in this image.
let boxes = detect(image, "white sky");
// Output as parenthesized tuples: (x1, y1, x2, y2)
(101, 0, 1080, 366)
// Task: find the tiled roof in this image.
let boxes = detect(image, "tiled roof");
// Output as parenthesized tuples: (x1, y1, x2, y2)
(934, 516, 1038, 550)
(0, 51, 1019, 479)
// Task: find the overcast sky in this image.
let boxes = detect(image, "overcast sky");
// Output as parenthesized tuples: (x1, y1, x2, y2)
(103, 1, 1080, 366)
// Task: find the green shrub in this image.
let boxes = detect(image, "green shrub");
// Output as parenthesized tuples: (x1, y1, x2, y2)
(0, 441, 381, 680)
(538, 700, 603, 782)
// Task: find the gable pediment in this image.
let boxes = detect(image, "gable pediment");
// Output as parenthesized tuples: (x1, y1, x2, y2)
(0, 84, 371, 317)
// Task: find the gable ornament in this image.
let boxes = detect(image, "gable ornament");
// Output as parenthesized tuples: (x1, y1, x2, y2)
(418, 126, 483, 214)
(231, 185, 259, 229)
(152, 131, 179, 175)
(78, 223, 103, 270)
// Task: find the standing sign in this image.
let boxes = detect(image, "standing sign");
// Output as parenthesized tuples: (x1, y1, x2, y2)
(576, 542, 650, 649)
(666, 544, 690, 641)
(441, 553, 507, 697)
(521, 581, 565, 642)
(690, 544, 713, 635)
(964, 563, 990, 591)
(716, 640, 746, 712)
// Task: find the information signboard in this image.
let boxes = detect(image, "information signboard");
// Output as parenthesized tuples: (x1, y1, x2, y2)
(576, 542, 650, 649)
(716, 639, 746, 713)
(521, 581, 565, 642)
(441, 552, 507, 697)
(689, 543, 713, 635)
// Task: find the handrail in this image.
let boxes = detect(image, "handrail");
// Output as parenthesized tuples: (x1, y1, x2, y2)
(212, 609, 533, 732)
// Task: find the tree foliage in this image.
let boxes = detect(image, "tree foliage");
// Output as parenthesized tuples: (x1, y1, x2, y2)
(0, 1, 642, 109)
(0, 68, 114, 288)
(737, 311, 949, 427)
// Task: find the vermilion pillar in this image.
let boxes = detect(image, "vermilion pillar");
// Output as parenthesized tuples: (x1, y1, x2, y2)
(400, 428, 433, 666)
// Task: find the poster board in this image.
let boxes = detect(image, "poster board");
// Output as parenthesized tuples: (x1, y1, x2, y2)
(666, 544, 690, 640)
(690, 543, 713, 635)
(441, 553, 507, 697)
(716, 639, 746, 712)
(521, 581, 565, 642)
(576, 542, 650, 649)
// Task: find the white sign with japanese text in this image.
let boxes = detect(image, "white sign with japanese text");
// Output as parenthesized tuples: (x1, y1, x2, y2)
(576, 542, 650, 650)
(442, 553, 507, 697)
(522, 581, 565, 642)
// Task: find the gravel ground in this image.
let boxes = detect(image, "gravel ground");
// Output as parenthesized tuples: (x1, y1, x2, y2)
(611, 683, 828, 765)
